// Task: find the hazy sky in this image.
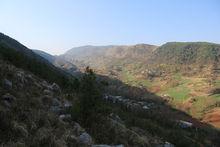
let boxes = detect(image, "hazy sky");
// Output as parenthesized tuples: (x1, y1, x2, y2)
(0, 0, 220, 55)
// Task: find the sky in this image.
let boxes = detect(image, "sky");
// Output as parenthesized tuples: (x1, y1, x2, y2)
(0, 0, 220, 55)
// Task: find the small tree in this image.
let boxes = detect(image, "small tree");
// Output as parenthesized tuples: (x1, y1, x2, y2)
(73, 67, 102, 127)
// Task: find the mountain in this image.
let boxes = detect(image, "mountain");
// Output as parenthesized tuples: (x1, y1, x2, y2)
(1, 33, 220, 146)
(60, 44, 157, 75)
(149, 42, 220, 75)
(33, 50, 80, 75)
(63, 44, 157, 60)
(61, 42, 220, 129)
(151, 42, 220, 65)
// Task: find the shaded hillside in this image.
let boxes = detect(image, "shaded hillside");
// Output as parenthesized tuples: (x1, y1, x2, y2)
(33, 50, 80, 76)
(33, 49, 56, 63)
(0, 33, 75, 87)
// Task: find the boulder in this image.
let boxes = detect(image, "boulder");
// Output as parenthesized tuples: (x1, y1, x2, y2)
(43, 89, 53, 96)
(64, 100, 72, 108)
(52, 98, 62, 107)
(50, 83, 61, 93)
(78, 132, 93, 145)
(164, 142, 175, 147)
(73, 123, 85, 136)
(92, 145, 124, 147)
(50, 106, 63, 114)
(15, 71, 27, 84)
(59, 114, 71, 122)
(2, 93, 16, 103)
(3, 79, 12, 89)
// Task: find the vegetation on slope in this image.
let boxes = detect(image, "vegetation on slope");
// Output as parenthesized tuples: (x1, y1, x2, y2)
(151, 42, 220, 65)
(0, 33, 78, 89)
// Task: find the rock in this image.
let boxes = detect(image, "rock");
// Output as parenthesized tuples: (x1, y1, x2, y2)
(64, 100, 72, 108)
(50, 83, 61, 93)
(110, 113, 122, 123)
(52, 98, 62, 107)
(164, 142, 175, 147)
(2, 93, 16, 103)
(92, 145, 124, 147)
(73, 123, 85, 136)
(178, 120, 193, 128)
(43, 89, 53, 96)
(142, 105, 150, 110)
(78, 132, 93, 145)
(59, 114, 71, 121)
(3, 79, 12, 89)
(41, 81, 49, 88)
(16, 71, 27, 84)
(50, 106, 62, 114)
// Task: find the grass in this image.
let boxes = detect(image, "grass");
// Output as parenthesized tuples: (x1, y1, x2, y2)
(166, 85, 190, 101)
(189, 96, 208, 118)
(159, 74, 191, 101)
(211, 94, 220, 100)
(121, 68, 152, 88)
(214, 80, 220, 87)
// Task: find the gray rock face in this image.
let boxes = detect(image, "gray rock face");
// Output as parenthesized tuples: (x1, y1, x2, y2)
(3, 79, 12, 89)
(78, 132, 93, 145)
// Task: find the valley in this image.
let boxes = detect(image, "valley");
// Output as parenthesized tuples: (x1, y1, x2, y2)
(1, 32, 220, 147)
(57, 43, 220, 129)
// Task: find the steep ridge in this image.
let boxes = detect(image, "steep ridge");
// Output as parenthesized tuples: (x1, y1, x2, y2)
(0, 33, 73, 87)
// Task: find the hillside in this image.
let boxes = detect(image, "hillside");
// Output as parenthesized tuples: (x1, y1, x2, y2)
(60, 44, 157, 74)
(61, 42, 220, 129)
(0, 33, 74, 87)
(33, 50, 80, 76)
(151, 42, 220, 65)
(1, 33, 220, 146)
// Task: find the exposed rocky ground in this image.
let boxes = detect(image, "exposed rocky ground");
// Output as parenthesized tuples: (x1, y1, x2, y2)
(0, 60, 176, 147)
(0, 60, 93, 146)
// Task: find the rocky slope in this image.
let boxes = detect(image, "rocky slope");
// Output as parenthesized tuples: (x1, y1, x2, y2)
(0, 59, 91, 146)
(0, 33, 179, 147)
